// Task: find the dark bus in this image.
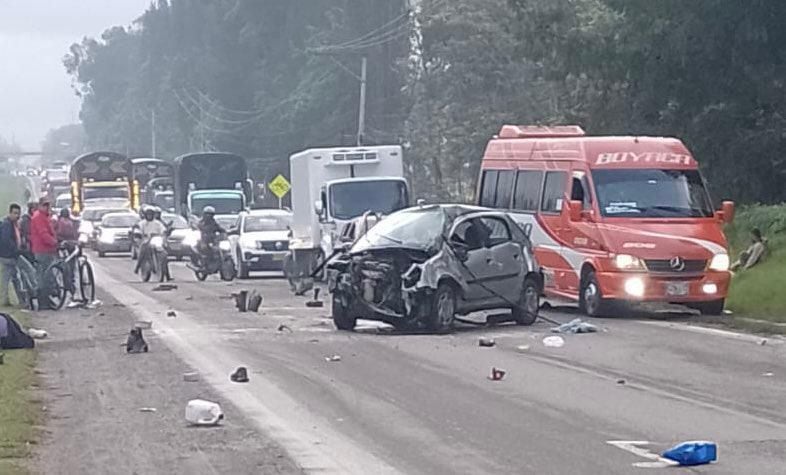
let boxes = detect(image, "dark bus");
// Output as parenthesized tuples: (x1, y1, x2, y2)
(173, 152, 252, 217)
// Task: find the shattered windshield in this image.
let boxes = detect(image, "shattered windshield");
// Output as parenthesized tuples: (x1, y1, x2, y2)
(329, 180, 408, 220)
(592, 169, 714, 218)
(351, 207, 445, 253)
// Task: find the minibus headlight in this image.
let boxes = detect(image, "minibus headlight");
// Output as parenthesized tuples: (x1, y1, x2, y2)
(614, 254, 645, 270)
(708, 253, 730, 271)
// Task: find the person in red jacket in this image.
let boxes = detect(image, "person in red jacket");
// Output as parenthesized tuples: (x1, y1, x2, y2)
(30, 198, 58, 310)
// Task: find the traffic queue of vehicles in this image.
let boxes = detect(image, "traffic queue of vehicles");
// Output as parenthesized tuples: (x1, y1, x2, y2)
(53, 122, 734, 332)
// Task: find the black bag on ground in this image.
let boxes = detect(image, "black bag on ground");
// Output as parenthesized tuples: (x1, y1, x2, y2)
(0, 313, 35, 349)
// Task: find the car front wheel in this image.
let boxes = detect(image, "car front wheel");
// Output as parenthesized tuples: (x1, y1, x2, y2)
(427, 283, 456, 333)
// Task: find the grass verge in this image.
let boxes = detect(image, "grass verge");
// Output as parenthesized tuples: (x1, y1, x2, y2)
(725, 204, 786, 323)
(0, 310, 39, 475)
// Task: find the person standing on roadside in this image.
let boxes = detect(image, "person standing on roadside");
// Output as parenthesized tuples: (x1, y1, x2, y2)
(18, 202, 36, 258)
(0, 204, 22, 307)
(30, 198, 58, 310)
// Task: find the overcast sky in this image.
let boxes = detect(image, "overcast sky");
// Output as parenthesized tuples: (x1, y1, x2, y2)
(0, 0, 152, 148)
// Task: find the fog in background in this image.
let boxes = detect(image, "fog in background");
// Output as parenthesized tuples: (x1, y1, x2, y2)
(0, 0, 151, 148)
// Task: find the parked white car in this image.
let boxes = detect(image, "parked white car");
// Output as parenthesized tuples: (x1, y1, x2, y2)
(229, 209, 293, 278)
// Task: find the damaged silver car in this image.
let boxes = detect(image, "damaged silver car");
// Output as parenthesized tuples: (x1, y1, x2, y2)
(327, 204, 542, 332)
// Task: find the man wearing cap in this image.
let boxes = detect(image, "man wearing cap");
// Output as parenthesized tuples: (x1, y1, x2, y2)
(30, 197, 58, 309)
(0, 203, 22, 307)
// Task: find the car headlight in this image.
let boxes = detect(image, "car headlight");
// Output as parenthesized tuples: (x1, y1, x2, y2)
(150, 236, 164, 249)
(99, 233, 115, 244)
(708, 253, 730, 271)
(219, 240, 231, 251)
(614, 254, 645, 270)
(183, 231, 199, 247)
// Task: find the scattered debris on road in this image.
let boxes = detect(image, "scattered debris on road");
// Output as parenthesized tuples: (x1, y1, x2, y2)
(305, 288, 324, 308)
(542, 336, 565, 348)
(152, 284, 178, 292)
(309, 338, 320, 343)
(86, 300, 103, 309)
(167, 310, 177, 318)
(293, 278, 315, 296)
(134, 320, 153, 330)
(515, 344, 530, 353)
(230, 366, 249, 383)
(760, 339, 768, 346)
(354, 321, 395, 334)
(763, 372, 774, 377)
(139, 407, 157, 413)
(325, 355, 342, 362)
(277, 324, 293, 333)
(185, 296, 194, 301)
(478, 337, 496, 347)
(28, 328, 48, 339)
(126, 328, 149, 353)
(183, 372, 200, 382)
(234, 290, 249, 312)
(662, 441, 717, 466)
(488, 367, 506, 381)
(185, 399, 224, 426)
(551, 318, 598, 334)
(616, 379, 626, 385)
(247, 291, 263, 312)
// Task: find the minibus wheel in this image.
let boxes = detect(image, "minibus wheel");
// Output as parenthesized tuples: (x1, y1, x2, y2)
(580, 270, 608, 317)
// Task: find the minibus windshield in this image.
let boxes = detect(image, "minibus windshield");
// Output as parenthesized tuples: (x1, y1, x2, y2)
(592, 169, 714, 218)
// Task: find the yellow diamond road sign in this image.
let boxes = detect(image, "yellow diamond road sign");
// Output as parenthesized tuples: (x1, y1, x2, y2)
(268, 174, 291, 199)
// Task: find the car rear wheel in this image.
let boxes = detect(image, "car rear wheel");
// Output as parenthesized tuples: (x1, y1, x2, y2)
(580, 270, 609, 317)
(332, 293, 356, 331)
(512, 277, 540, 325)
(427, 283, 456, 333)
(689, 299, 725, 316)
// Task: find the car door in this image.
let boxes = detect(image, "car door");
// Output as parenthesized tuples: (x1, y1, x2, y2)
(449, 217, 494, 302)
(477, 216, 525, 302)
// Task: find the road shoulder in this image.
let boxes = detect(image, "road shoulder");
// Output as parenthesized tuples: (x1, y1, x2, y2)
(30, 291, 302, 475)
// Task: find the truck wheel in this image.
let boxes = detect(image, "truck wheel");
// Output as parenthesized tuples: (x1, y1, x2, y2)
(237, 251, 249, 279)
(579, 270, 609, 317)
(332, 293, 356, 331)
(689, 299, 725, 316)
(427, 283, 456, 333)
(512, 277, 540, 325)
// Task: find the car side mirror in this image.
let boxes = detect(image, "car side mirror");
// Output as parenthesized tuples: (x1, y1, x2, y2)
(228, 227, 239, 236)
(718, 201, 735, 224)
(567, 200, 583, 222)
(314, 200, 324, 216)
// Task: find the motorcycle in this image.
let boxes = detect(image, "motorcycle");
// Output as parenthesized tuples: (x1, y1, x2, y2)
(138, 235, 169, 283)
(187, 232, 235, 281)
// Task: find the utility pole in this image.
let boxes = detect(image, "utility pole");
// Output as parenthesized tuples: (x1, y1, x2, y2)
(357, 56, 367, 146)
(199, 94, 205, 151)
(151, 109, 157, 157)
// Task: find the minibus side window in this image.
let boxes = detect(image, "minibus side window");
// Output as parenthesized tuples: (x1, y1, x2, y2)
(571, 174, 592, 209)
(541, 171, 567, 214)
(513, 170, 543, 212)
(494, 171, 515, 208)
(479, 170, 499, 207)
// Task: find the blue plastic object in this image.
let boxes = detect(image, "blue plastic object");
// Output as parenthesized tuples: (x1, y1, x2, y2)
(662, 441, 717, 466)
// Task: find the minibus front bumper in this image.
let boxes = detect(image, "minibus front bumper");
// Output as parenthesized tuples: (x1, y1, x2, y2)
(597, 271, 731, 302)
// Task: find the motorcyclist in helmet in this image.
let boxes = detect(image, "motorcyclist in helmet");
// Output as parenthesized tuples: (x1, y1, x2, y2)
(196, 206, 226, 258)
(134, 206, 166, 275)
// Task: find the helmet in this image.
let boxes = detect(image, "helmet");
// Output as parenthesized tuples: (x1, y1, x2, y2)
(144, 207, 155, 220)
(153, 207, 162, 219)
(203, 206, 216, 216)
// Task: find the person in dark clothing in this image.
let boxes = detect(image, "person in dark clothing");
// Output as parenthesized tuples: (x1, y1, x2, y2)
(18, 202, 36, 258)
(0, 204, 22, 307)
(195, 206, 226, 264)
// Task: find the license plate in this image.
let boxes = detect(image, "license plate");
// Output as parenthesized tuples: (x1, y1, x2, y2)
(666, 281, 689, 296)
(272, 254, 284, 261)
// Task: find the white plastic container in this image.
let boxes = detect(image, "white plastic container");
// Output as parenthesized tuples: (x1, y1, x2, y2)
(185, 399, 224, 426)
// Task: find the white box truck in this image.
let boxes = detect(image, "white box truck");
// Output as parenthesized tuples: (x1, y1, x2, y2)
(286, 145, 409, 280)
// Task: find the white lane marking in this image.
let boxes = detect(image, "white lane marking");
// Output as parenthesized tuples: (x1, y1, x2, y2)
(92, 262, 400, 475)
(641, 320, 784, 346)
(606, 441, 679, 469)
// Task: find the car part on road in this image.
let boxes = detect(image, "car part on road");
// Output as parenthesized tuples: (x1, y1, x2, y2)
(183, 371, 200, 382)
(185, 399, 224, 426)
(28, 328, 48, 339)
(306, 288, 324, 308)
(542, 336, 565, 348)
(139, 407, 157, 413)
(277, 324, 292, 333)
(247, 291, 263, 313)
(616, 379, 626, 385)
(478, 337, 496, 347)
(325, 355, 342, 362)
(167, 310, 177, 318)
(230, 366, 249, 383)
(551, 318, 599, 334)
(515, 344, 530, 353)
(134, 320, 152, 330)
(488, 367, 506, 381)
(234, 290, 249, 312)
(152, 284, 178, 291)
(126, 328, 149, 353)
(661, 441, 717, 466)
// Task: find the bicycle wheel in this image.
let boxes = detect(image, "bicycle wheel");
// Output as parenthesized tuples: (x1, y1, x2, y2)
(79, 259, 95, 303)
(15, 269, 34, 310)
(47, 264, 68, 310)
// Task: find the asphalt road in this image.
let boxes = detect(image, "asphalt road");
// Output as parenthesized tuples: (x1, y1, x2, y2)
(87, 254, 786, 474)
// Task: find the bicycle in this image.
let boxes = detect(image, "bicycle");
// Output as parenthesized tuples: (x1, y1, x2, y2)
(47, 243, 95, 310)
(13, 254, 38, 310)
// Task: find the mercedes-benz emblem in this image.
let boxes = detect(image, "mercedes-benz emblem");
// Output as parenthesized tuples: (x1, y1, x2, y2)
(669, 256, 685, 271)
(275, 241, 283, 250)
